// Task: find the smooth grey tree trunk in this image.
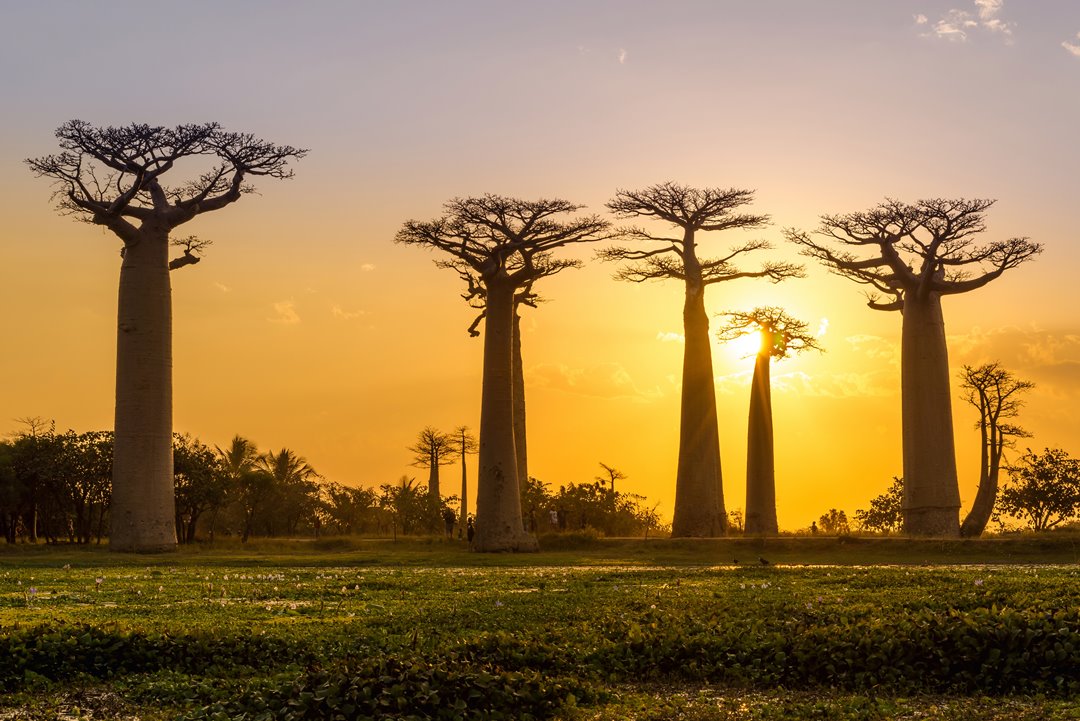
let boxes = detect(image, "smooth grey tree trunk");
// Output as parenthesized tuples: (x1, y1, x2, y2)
(744, 347, 778, 535)
(428, 458, 441, 521)
(900, 292, 961, 536)
(475, 278, 537, 551)
(110, 227, 178, 552)
(960, 418, 1002, 537)
(671, 276, 727, 537)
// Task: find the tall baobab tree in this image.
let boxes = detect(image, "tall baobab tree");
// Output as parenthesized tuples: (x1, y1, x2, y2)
(786, 199, 1041, 535)
(396, 195, 611, 551)
(958, 362, 1033, 537)
(452, 264, 563, 506)
(716, 307, 821, 535)
(27, 121, 305, 552)
(601, 182, 802, 537)
(408, 426, 457, 521)
(453, 425, 478, 524)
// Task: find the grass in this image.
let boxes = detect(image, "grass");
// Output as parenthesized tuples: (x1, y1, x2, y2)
(1, 535, 1079, 719)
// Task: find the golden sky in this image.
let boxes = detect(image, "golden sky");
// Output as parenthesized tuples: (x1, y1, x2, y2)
(2, 1, 1079, 529)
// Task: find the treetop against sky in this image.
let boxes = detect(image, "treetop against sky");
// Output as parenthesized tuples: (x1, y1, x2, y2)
(1, 0, 1078, 529)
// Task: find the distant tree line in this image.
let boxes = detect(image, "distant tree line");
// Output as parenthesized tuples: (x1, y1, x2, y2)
(0, 421, 669, 544)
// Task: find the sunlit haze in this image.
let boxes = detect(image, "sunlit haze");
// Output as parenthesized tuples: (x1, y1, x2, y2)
(2, 0, 1078, 529)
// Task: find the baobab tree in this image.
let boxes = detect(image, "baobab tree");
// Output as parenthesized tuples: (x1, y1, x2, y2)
(453, 425, 478, 524)
(396, 195, 611, 551)
(27, 121, 305, 552)
(716, 307, 821, 535)
(959, 362, 1033, 537)
(601, 182, 802, 537)
(409, 426, 457, 522)
(448, 256, 571, 502)
(786, 199, 1041, 535)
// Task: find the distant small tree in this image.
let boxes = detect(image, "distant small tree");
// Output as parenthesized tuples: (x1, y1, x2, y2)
(959, 363, 1034, 537)
(408, 427, 457, 524)
(854, 477, 904, 534)
(818, 508, 851, 536)
(998, 448, 1080, 531)
(453, 426, 478, 530)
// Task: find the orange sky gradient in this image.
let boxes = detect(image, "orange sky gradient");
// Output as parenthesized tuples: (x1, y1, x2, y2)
(2, 1, 1079, 529)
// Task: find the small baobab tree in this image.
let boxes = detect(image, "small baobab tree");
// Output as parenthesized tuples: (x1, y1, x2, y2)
(396, 195, 612, 551)
(408, 426, 457, 523)
(959, 362, 1033, 537)
(601, 182, 802, 537)
(453, 425, 478, 524)
(717, 307, 821, 535)
(27, 120, 306, 552)
(786, 198, 1041, 536)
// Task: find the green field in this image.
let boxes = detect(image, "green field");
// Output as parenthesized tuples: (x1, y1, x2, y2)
(2, 536, 1079, 720)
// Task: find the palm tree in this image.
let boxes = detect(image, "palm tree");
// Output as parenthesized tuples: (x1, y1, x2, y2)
(215, 436, 266, 543)
(259, 448, 319, 536)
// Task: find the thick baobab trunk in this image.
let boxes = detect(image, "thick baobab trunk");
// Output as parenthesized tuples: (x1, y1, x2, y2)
(671, 278, 727, 537)
(960, 422, 1001, 537)
(512, 307, 528, 513)
(475, 279, 538, 552)
(744, 343, 778, 535)
(900, 292, 960, 536)
(110, 227, 178, 552)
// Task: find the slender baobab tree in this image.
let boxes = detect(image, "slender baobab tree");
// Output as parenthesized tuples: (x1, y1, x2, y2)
(959, 362, 1033, 537)
(27, 121, 305, 552)
(396, 195, 611, 551)
(408, 426, 457, 521)
(716, 307, 821, 535)
(601, 182, 802, 537)
(786, 199, 1041, 535)
(453, 425, 478, 524)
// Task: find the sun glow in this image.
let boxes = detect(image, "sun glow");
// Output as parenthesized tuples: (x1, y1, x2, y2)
(723, 328, 767, 360)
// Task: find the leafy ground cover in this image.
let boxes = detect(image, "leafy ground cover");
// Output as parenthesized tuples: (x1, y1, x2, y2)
(1, 536, 1079, 719)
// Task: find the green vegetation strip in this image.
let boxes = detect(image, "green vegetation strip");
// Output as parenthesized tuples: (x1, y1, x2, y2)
(1, 552, 1079, 719)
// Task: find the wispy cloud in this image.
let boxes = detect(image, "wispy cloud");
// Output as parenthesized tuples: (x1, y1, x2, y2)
(331, 304, 365, 321)
(269, 300, 300, 325)
(1063, 32, 1080, 57)
(618, 48, 628, 65)
(529, 362, 663, 401)
(214, 282, 231, 293)
(656, 331, 684, 343)
(920, 0, 1014, 43)
(360, 263, 376, 272)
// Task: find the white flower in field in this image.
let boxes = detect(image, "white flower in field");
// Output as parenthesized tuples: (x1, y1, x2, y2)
(289, 603, 298, 610)
(495, 600, 504, 607)
(739, 583, 745, 589)
(974, 579, 985, 586)
(28, 587, 36, 596)
(95, 577, 103, 586)
(63, 564, 71, 570)
(354, 585, 359, 590)
(158, 586, 164, 593)
(341, 586, 347, 593)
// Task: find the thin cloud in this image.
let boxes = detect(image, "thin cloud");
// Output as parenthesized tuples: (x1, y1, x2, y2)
(269, 300, 300, 325)
(920, 0, 1014, 43)
(214, 282, 231, 293)
(618, 48, 628, 65)
(656, 331, 684, 343)
(331, 304, 365, 321)
(1064, 33, 1080, 57)
(529, 362, 663, 401)
(360, 263, 376, 272)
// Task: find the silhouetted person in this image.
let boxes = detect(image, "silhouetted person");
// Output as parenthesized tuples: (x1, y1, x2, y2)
(466, 517, 475, 544)
(810, 521, 818, 535)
